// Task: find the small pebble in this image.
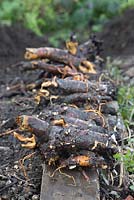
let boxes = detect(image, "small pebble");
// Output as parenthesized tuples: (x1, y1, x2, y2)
(18, 196, 25, 200)
(24, 193, 29, 198)
(11, 198, 15, 200)
(23, 190, 33, 198)
(11, 186, 16, 192)
(14, 164, 19, 170)
(32, 194, 39, 200)
(5, 166, 10, 171)
(6, 179, 11, 185)
(28, 191, 33, 196)
(1, 194, 9, 199)
(0, 180, 5, 188)
(18, 181, 23, 185)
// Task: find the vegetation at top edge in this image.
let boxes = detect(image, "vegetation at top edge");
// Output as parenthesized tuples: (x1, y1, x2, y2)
(0, 0, 134, 46)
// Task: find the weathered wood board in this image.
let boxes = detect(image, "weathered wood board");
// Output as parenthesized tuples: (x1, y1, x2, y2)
(40, 165, 100, 200)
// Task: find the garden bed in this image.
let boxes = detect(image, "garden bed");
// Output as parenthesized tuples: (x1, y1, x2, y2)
(0, 8, 134, 200)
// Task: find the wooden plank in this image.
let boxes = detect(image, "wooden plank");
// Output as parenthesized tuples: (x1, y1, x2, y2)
(40, 165, 100, 200)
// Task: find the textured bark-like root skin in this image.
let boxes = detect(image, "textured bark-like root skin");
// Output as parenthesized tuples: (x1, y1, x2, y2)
(16, 115, 118, 167)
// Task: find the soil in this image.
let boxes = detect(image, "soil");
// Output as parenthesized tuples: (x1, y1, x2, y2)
(0, 25, 48, 200)
(98, 8, 134, 58)
(0, 8, 134, 200)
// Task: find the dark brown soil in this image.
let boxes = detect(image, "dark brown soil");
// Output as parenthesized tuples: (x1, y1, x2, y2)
(0, 24, 48, 66)
(0, 25, 48, 200)
(98, 8, 134, 57)
(0, 8, 134, 200)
